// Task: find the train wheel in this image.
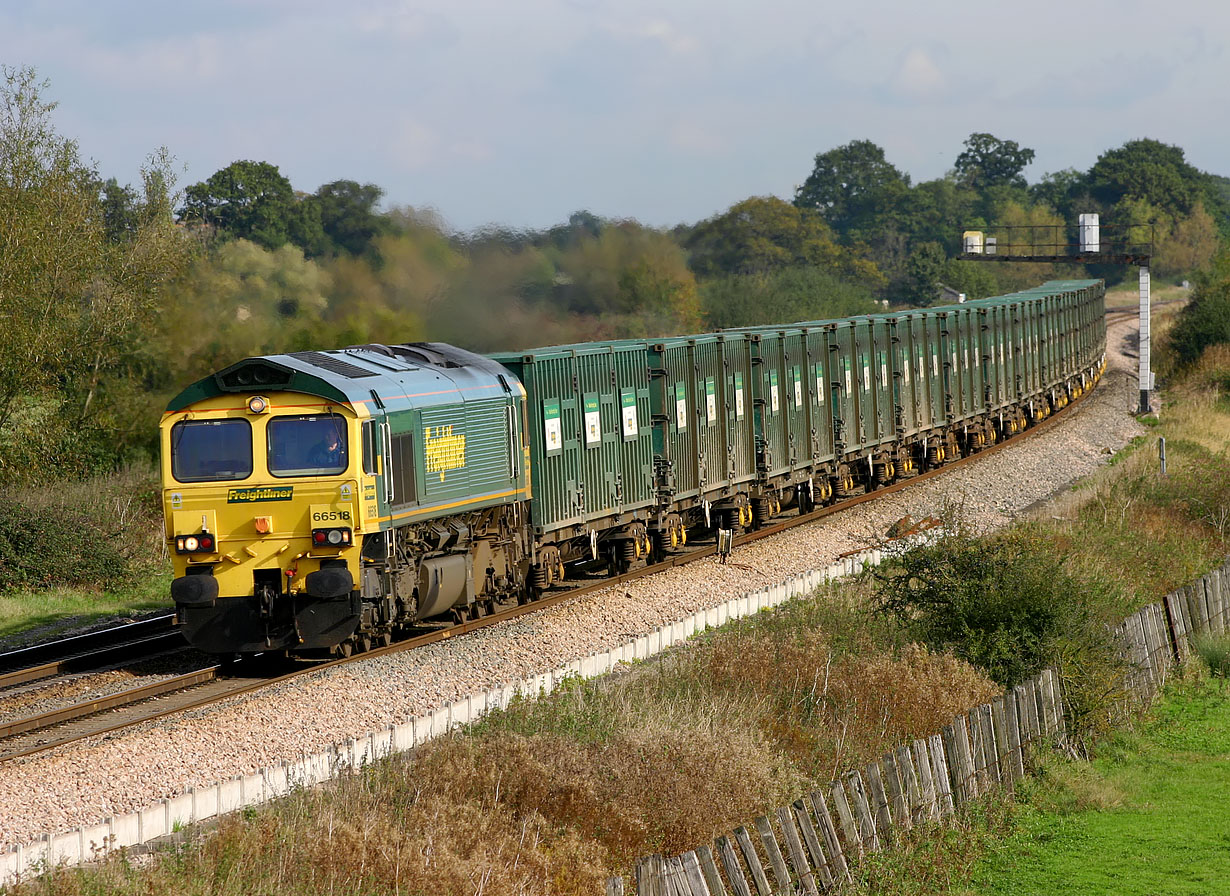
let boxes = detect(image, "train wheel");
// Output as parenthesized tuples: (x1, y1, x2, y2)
(334, 640, 354, 659)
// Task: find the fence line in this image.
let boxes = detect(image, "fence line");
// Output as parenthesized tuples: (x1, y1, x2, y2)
(618, 557, 1230, 896)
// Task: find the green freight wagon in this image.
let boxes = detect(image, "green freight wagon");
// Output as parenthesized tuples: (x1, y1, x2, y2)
(489, 342, 656, 573)
(647, 333, 758, 509)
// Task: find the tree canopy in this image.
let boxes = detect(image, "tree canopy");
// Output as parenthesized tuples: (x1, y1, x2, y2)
(953, 133, 1035, 191)
(793, 140, 910, 239)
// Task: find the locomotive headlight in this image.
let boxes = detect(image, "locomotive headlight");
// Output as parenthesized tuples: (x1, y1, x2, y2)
(184, 536, 199, 552)
(247, 395, 269, 414)
(327, 529, 343, 545)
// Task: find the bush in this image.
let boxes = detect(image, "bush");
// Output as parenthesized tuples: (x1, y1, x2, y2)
(871, 526, 1125, 745)
(1192, 632, 1230, 678)
(0, 498, 133, 590)
(1165, 263, 1230, 370)
(0, 466, 165, 592)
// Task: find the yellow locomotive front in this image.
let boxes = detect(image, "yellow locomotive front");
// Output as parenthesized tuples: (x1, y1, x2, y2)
(162, 384, 372, 655)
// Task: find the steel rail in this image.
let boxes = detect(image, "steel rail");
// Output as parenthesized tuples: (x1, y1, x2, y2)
(0, 631, 188, 691)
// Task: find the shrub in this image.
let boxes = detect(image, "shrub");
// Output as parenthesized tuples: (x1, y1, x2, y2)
(1165, 261, 1230, 369)
(0, 466, 164, 591)
(0, 498, 132, 590)
(871, 526, 1125, 743)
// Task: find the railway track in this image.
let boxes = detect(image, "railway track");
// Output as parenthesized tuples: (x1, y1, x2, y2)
(0, 615, 183, 691)
(0, 369, 1105, 763)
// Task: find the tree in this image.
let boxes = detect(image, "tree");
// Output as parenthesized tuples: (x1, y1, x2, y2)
(1087, 139, 1203, 216)
(1166, 249, 1230, 368)
(179, 160, 320, 251)
(551, 221, 701, 332)
(953, 133, 1035, 191)
(310, 179, 390, 257)
(1029, 168, 1090, 219)
(794, 140, 910, 239)
(155, 240, 333, 385)
(901, 241, 947, 307)
(0, 66, 193, 480)
(685, 196, 882, 285)
(700, 266, 879, 329)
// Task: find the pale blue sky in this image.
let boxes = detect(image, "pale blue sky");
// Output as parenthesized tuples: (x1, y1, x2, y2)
(2, 0, 1224, 233)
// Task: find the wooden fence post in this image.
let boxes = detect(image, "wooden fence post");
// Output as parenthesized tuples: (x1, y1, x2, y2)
(928, 732, 955, 818)
(843, 770, 881, 853)
(978, 704, 1001, 786)
(716, 835, 753, 896)
(791, 798, 835, 889)
(635, 854, 666, 896)
(990, 697, 1011, 793)
(880, 752, 910, 832)
(733, 826, 773, 896)
(826, 779, 861, 861)
(753, 816, 793, 896)
(808, 790, 851, 883)
(696, 845, 727, 896)
(607, 875, 625, 896)
(911, 739, 938, 822)
(1165, 589, 1190, 663)
(895, 743, 923, 825)
(681, 851, 713, 896)
(776, 806, 819, 896)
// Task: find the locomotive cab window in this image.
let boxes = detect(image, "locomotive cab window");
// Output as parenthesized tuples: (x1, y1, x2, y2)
(268, 415, 349, 477)
(170, 419, 253, 483)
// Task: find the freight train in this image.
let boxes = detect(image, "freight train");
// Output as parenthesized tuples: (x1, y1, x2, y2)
(161, 279, 1106, 656)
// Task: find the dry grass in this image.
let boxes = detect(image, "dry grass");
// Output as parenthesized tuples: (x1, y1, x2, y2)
(11, 590, 1001, 896)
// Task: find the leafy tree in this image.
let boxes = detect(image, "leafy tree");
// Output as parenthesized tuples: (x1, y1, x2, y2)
(953, 132, 1035, 191)
(99, 177, 139, 243)
(179, 159, 323, 251)
(941, 258, 1002, 301)
(896, 177, 980, 252)
(550, 221, 701, 333)
(794, 140, 910, 240)
(155, 240, 333, 387)
(0, 66, 193, 481)
(873, 525, 1121, 693)
(900, 241, 947, 307)
(685, 196, 883, 285)
(1087, 139, 1203, 216)
(1030, 167, 1091, 219)
(1111, 196, 1219, 279)
(309, 179, 390, 258)
(1166, 248, 1230, 368)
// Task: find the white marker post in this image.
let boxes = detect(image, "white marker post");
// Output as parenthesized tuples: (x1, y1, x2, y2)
(1139, 265, 1151, 414)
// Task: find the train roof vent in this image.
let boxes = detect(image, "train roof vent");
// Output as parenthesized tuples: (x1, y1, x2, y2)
(389, 344, 464, 368)
(289, 351, 380, 379)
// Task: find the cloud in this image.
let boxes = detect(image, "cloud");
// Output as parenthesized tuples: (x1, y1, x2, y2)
(890, 47, 947, 101)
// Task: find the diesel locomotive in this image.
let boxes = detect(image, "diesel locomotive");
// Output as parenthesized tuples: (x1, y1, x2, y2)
(161, 279, 1106, 656)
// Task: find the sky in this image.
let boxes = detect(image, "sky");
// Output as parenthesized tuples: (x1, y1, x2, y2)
(2, 0, 1226, 234)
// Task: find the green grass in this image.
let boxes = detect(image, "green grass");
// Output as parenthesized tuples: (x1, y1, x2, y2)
(0, 573, 172, 645)
(967, 679, 1230, 895)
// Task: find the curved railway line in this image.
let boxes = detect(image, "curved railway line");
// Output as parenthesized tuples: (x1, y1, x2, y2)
(0, 366, 1108, 764)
